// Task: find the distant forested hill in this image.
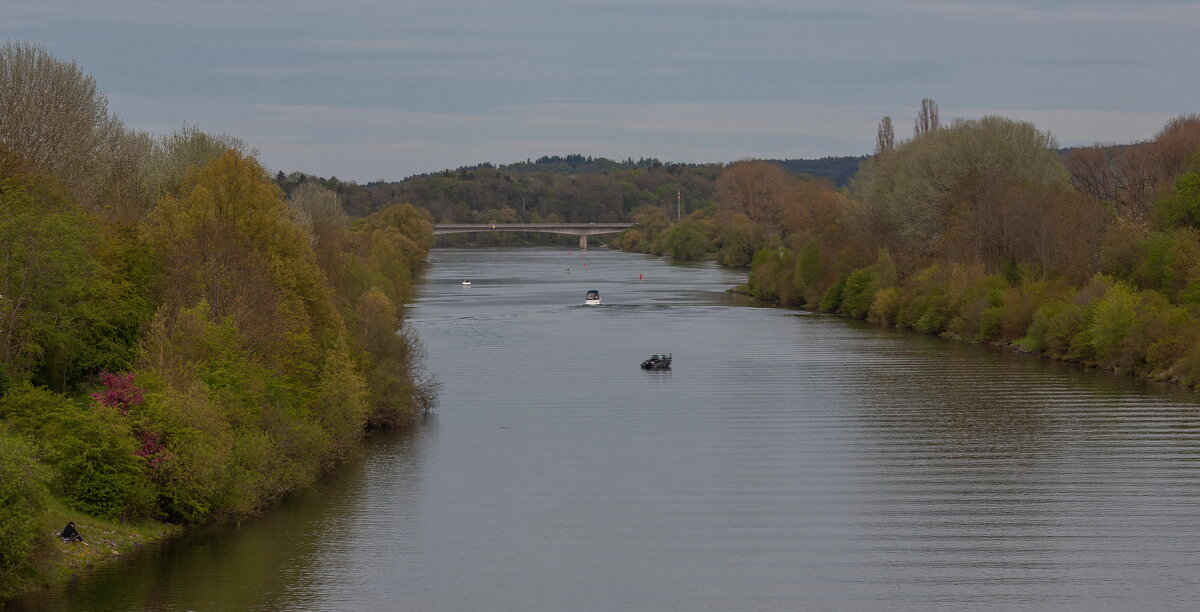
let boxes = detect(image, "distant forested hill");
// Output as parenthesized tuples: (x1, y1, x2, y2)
(498, 154, 667, 174)
(767, 155, 868, 187)
(279, 161, 721, 223)
(277, 154, 868, 223)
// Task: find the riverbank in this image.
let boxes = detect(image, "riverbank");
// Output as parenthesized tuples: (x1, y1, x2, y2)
(1, 501, 181, 601)
(737, 265, 1200, 392)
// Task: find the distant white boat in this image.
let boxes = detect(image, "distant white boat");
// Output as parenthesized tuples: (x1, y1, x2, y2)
(461, 280, 472, 286)
(584, 289, 601, 305)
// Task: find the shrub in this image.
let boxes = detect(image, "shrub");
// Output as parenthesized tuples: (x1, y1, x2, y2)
(1085, 283, 1138, 368)
(868, 287, 900, 326)
(132, 383, 232, 523)
(0, 431, 48, 570)
(913, 294, 952, 334)
(1000, 279, 1073, 342)
(1045, 302, 1090, 358)
(840, 267, 878, 318)
(976, 305, 1004, 342)
(748, 248, 784, 302)
(1153, 171, 1200, 230)
(663, 219, 713, 260)
(793, 239, 822, 297)
(0, 383, 152, 520)
(819, 276, 846, 312)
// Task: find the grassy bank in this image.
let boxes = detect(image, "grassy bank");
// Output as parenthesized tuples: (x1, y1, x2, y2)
(2, 500, 181, 600)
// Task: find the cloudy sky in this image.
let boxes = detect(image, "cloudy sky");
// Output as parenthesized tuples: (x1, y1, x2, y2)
(4, 1, 1197, 181)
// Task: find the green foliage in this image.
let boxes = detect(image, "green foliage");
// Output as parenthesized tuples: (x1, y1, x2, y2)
(868, 287, 901, 326)
(888, 265, 951, 334)
(715, 214, 766, 267)
(840, 268, 879, 319)
(615, 207, 670, 255)
(1122, 229, 1200, 303)
(1086, 282, 1139, 366)
(1154, 171, 1200, 230)
(133, 382, 230, 524)
(0, 157, 145, 391)
(793, 239, 823, 298)
(145, 124, 253, 203)
(0, 384, 151, 520)
(313, 340, 369, 460)
(837, 250, 901, 319)
(819, 277, 846, 312)
(1001, 258, 1022, 286)
(662, 219, 714, 260)
(767, 156, 868, 187)
(0, 430, 48, 570)
(316, 156, 721, 225)
(136, 152, 435, 522)
(939, 272, 1007, 342)
(0, 45, 445, 598)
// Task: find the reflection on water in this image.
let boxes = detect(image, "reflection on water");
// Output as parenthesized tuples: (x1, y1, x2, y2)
(18, 247, 1200, 611)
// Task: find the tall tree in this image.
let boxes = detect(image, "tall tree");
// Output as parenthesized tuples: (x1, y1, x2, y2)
(715, 160, 791, 229)
(854, 115, 1065, 259)
(0, 41, 121, 208)
(145, 124, 254, 202)
(914, 98, 940, 139)
(875, 116, 895, 155)
(0, 152, 141, 389)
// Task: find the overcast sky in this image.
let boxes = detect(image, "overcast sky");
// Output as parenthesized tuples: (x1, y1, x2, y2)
(4, 0, 1198, 182)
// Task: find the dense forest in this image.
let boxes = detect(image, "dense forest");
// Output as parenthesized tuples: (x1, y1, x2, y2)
(617, 100, 1200, 387)
(0, 42, 435, 597)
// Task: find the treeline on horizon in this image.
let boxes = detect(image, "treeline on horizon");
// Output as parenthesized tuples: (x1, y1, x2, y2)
(616, 99, 1200, 388)
(0, 42, 435, 595)
(272, 153, 866, 247)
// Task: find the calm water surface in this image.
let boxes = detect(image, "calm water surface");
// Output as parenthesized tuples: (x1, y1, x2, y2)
(17, 247, 1200, 611)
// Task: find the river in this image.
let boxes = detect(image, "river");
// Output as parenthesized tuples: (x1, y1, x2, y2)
(17, 247, 1200, 611)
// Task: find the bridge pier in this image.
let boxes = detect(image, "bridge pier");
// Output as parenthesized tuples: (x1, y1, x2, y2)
(580, 235, 587, 250)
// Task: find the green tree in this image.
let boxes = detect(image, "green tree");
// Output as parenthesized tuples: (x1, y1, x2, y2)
(1, 384, 151, 519)
(145, 125, 254, 202)
(663, 219, 713, 260)
(0, 430, 48, 572)
(1154, 171, 1200, 230)
(0, 153, 144, 390)
(715, 213, 767, 267)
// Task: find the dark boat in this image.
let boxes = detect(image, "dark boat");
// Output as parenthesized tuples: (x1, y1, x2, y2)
(641, 353, 672, 369)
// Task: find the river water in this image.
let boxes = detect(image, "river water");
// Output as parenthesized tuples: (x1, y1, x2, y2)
(17, 247, 1200, 611)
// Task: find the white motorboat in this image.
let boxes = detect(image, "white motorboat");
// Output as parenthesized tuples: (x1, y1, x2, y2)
(584, 289, 601, 305)
(461, 280, 472, 286)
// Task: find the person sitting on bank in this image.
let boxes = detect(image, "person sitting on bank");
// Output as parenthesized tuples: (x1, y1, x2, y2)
(59, 521, 83, 542)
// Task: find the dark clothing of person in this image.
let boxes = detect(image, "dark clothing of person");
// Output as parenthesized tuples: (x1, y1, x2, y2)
(59, 521, 82, 542)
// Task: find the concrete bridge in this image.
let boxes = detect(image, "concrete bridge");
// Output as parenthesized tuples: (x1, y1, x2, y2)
(433, 222, 633, 250)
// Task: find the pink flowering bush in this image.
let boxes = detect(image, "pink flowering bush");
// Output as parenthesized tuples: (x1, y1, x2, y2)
(91, 372, 145, 415)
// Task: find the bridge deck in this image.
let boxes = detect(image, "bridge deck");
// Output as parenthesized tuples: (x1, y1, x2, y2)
(433, 223, 633, 236)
